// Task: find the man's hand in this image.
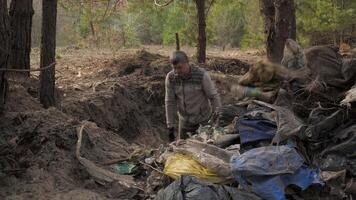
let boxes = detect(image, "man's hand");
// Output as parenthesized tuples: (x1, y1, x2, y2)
(168, 128, 175, 142)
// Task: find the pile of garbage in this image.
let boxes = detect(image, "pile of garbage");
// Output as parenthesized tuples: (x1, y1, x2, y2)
(120, 40, 355, 200)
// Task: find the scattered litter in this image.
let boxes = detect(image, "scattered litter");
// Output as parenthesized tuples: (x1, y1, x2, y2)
(114, 161, 138, 175)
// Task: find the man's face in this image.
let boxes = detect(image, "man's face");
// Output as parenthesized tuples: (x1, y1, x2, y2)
(173, 61, 190, 76)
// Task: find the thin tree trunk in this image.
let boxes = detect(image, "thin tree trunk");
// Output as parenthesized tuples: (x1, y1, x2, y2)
(260, 0, 296, 63)
(289, 0, 296, 40)
(195, 0, 206, 63)
(90, 20, 95, 37)
(260, 0, 276, 61)
(40, 0, 57, 108)
(274, 0, 296, 62)
(175, 32, 180, 50)
(9, 0, 34, 75)
(0, 0, 10, 113)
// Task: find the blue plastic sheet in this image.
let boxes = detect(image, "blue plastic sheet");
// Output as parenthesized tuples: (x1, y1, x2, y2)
(237, 117, 276, 145)
(242, 167, 322, 200)
(230, 146, 323, 200)
(230, 146, 304, 176)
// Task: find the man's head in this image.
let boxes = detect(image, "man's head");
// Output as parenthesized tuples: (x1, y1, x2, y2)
(170, 51, 190, 76)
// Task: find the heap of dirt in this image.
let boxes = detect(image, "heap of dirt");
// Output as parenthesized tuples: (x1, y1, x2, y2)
(0, 84, 142, 199)
(56, 50, 170, 145)
(203, 57, 251, 75)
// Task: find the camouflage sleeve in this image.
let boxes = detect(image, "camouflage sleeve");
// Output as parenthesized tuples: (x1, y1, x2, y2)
(202, 71, 222, 112)
(165, 74, 177, 128)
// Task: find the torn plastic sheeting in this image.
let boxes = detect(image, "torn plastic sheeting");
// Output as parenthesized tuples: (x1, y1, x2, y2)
(315, 125, 356, 176)
(236, 167, 322, 200)
(155, 175, 262, 200)
(321, 124, 356, 156)
(237, 117, 276, 145)
(253, 100, 306, 143)
(306, 109, 346, 141)
(163, 153, 227, 184)
(304, 46, 356, 89)
(230, 145, 304, 176)
(303, 47, 356, 101)
(173, 139, 234, 180)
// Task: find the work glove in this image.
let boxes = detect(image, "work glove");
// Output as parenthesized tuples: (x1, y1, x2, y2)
(168, 127, 175, 142)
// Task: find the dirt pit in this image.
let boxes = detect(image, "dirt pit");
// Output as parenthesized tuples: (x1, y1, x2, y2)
(0, 48, 254, 199)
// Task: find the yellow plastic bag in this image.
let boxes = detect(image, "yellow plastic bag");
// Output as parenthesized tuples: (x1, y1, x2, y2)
(163, 153, 226, 184)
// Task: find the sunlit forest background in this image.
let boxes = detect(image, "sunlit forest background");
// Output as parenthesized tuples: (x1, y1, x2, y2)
(30, 0, 356, 50)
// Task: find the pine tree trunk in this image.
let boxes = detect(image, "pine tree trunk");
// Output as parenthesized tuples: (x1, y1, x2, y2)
(260, 0, 296, 63)
(0, 0, 10, 113)
(260, 0, 277, 62)
(274, 0, 296, 61)
(195, 0, 206, 63)
(40, 0, 57, 108)
(9, 0, 34, 74)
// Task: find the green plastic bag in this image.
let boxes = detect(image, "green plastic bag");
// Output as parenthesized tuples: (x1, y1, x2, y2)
(114, 161, 137, 175)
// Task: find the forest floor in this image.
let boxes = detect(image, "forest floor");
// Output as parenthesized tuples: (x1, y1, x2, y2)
(0, 46, 260, 199)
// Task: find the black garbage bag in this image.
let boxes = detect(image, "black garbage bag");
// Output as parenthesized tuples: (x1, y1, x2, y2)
(252, 100, 306, 144)
(314, 124, 356, 176)
(306, 109, 348, 141)
(303, 46, 356, 101)
(155, 176, 262, 200)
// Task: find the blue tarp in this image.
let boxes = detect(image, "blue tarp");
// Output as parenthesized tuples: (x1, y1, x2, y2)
(242, 167, 322, 200)
(230, 146, 323, 200)
(236, 117, 276, 145)
(230, 146, 304, 176)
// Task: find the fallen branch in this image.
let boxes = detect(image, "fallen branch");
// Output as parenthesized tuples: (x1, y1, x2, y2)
(0, 62, 56, 72)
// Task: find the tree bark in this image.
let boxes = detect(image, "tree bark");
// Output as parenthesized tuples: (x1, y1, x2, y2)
(0, 0, 10, 113)
(40, 0, 57, 108)
(260, 0, 276, 61)
(195, 0, 206, 63)
(9, 0, 34, 74)
(175, 32, 180, 50)
(260, 0, 296, 63)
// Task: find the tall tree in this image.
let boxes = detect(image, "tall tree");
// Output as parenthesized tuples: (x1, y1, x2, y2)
(260, 0, 296, 63)
(40, 0, 57, 108)
(9, 0, 34, 74)
(0, 0, 10, 112)
(195, 0, 206, 63)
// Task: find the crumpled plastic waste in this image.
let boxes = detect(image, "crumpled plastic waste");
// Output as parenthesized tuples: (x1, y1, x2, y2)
(163, 153, 227, 184)
(172, 139, 235, 180)
(230, 145, 323, 200)
(230, 146, 304, 176)
(114, 161, 138, 175)
(236, 117, 276, 145)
